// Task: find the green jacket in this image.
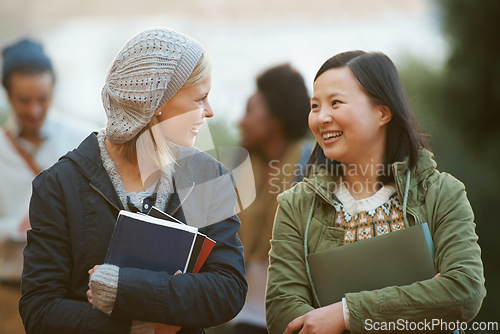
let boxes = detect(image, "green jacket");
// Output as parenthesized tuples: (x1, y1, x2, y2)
(266, 149, 486, 333)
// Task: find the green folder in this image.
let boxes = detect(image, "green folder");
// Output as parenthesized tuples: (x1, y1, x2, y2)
(307, 222, 435, 307)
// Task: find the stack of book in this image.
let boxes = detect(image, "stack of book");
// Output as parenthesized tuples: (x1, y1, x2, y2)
(105, 207, 215, 275)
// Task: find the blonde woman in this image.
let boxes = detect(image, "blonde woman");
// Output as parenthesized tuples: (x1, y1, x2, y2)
(20, 28, 246, 334)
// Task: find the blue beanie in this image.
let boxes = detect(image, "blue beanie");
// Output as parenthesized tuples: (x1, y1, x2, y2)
(1, 39, 53, 85)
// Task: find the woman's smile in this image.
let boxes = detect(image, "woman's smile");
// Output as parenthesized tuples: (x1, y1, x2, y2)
(321, 130, 343, 144)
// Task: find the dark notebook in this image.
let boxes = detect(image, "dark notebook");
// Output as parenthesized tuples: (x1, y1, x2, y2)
(307, 223, 435, 306)
(147, 206, 216, 273)
(105, 210, 198, 274)
(147, 205, 185, 225)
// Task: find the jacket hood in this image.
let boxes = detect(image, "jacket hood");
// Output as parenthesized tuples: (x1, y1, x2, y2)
(60, 132, 236, 228)
(61, 132, 124, 210)
(60, 132, 199, 189)
(62, 132, 104, 180)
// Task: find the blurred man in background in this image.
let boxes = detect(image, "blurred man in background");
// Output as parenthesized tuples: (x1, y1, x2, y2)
(233, 64, 312, 334)
(0, 38, 93, 333)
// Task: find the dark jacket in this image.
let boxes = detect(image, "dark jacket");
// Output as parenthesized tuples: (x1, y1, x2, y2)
(20, 133, 247, 334)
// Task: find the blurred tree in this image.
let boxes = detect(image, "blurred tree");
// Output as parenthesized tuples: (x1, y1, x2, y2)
(439, 0, 500, 329)
(440, 0, 500, 152)
(401, 0, 500, 330)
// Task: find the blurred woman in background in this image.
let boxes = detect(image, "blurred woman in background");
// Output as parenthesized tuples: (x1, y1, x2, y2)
(234, 63, 311, 334)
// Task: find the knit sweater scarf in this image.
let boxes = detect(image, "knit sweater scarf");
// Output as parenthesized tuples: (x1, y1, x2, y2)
(97, 129, 174, 212)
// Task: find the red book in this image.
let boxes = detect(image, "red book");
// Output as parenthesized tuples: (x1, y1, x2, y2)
(192, 236, 216, 273)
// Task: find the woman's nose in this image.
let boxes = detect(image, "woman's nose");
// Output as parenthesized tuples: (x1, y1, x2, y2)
(318, 108, 333, 124)
(204, 100, 214, 118)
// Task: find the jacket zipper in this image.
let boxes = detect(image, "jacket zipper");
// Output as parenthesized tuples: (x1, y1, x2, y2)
(90, 183, 121, 212)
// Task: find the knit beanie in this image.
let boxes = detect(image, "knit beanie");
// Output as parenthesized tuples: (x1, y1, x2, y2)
(1, 39, 53, 87)
(102, 28, 204, 144)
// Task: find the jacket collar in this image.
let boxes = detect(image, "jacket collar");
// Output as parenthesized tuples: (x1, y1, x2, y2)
(60, 132, 198, 214)
(303, 148, 437, 206)
(392, 149, 437, 209)
(61, 132, 124, 211)
(392, 149, 437, 192)
(303, 165, 339, 204)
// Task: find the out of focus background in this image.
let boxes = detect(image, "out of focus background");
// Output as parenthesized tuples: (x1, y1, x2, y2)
(0, 0, 449, 130)
(0, 0, 498, 332)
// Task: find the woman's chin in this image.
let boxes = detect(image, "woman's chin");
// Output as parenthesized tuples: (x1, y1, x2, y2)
(169, 137, 195, 148)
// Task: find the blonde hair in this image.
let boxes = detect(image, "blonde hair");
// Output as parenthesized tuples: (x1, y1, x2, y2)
(183, 51, 212, 88)
(114, 51, 212, 171)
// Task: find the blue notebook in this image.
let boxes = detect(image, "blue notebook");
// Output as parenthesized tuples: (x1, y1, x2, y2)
(105, 210, 198, 274)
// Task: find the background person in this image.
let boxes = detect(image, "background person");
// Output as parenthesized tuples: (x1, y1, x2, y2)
(265, 51, 486, 334)
(0, 38, 91, 334)
(19, 27, 246, 334)
(233, 64, 311, 334)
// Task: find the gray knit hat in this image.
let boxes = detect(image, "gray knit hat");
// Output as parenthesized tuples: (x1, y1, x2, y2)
(102, 28, 204, 144)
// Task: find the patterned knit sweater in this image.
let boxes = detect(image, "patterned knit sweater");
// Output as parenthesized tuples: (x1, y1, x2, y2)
(332, 182, 406, 244)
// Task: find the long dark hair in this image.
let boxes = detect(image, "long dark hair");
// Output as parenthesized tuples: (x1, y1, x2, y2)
(307, 51, 428, 184)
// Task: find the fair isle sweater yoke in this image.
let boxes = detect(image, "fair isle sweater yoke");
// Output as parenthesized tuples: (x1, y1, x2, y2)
(332, 182, 407, 244)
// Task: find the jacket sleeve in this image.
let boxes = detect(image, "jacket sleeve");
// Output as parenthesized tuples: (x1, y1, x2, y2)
(346, 173, 486, 333)
(108, 163, 247, 328)
(19, 169, 132, 334)
(266, 192, 315, 334)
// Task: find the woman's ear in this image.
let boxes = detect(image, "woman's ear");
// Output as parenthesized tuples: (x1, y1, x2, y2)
(154, 105, 165, 117)
(378, 105, 392, 126)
